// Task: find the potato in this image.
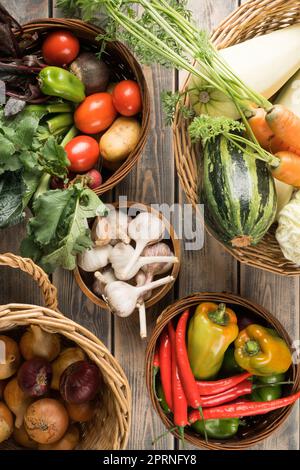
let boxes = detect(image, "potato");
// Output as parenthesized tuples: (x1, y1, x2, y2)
(100, 117, 141, 163)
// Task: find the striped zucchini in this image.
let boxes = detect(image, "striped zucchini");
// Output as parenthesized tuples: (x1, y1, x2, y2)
(201, 135, 277, 247)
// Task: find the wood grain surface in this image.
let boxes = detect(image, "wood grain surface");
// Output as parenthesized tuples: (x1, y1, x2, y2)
(0, 0, 299, 451)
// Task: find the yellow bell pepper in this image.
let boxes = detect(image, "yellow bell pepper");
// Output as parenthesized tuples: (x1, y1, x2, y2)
(234, 324, 292, 376)
(187, 302, 239, 380)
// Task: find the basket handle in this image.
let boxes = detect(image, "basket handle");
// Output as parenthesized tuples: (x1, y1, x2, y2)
(0, 253, 58, 311)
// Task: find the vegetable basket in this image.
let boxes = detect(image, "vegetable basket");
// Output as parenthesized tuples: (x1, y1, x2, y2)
(74, 201, 181, 310)
(145, 292, 300, 450)
(0, 253, 131, 450)
(19, 18, 150, 196)
(174, 0, 300, 276)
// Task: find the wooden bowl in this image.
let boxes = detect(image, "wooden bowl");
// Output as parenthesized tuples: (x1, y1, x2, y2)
(74, 201, 181, 311)
(174, 0, 300, 275)
(20, 18, 150, 196)
(145, 292, 300, 450)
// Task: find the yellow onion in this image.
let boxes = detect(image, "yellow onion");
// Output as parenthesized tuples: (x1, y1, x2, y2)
(19, 325, 60, 361)
(0, 335, 21, 380)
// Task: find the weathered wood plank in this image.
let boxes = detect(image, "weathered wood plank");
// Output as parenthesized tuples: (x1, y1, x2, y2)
(113, 63, 176, 449)
(0, 1, 49, 308)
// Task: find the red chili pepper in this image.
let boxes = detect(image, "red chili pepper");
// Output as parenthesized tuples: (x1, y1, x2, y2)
(197, 372, 252, 396)
(200, 380, 252, 407)
(153, 346, 160, 398)
(189, 389, 300, 423)
(168, 321, 188, 438)
(175, 310, 201, 409)
(159, 328, 172, 411)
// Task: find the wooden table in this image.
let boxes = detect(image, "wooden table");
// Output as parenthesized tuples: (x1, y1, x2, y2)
(0, 0, 299, 450)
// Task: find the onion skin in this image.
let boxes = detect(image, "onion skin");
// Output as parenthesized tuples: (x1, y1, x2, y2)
(13, 425, 38, 449)
(0, 335, 21, 380)
(24, 398, 69, 444)
(18, 358, 52, 398)
(38, 425, 80, 450)
(0, 402, 13, 443)
(4, 377, 33, 428)
(66, 401, 95, 422)
(70, 53, 110, 95)
(51, 347, 86, 390)
(19, 325, 60, 362)
(60, 361, 102, 404)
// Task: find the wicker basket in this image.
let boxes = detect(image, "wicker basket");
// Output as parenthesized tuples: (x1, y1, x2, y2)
(0, 253, 131, 450)
(145, 292, 300, 450)
(19, 18, 150, 196)
(74, 201, 181, 310)
(174, 0, 300, 276)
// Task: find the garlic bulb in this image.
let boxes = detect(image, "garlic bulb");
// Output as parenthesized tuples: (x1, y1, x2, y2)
(104, 275, 174, 318)
(276, 191, 300, 265)
(77, 245, 111, 272)
(110, 242, 178, 281)
(92, 216, 111, 246)
(106, 210, 131, 245)
(93, 268, 117, 297)
(124, 212, 166, 276)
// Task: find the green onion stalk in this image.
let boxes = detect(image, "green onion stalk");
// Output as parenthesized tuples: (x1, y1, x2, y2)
(57, 0, 277, 166)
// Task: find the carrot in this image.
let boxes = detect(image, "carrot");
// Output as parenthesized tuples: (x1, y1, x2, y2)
(266, 104, 300, 152)
(248, 108, 274, 149)
(272, 151, 300, 187)
(270, 136, 300, 156)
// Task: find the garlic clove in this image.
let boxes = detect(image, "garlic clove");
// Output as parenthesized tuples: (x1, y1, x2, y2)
(77, 245, 111, 272)
(92, 216, 112, 246)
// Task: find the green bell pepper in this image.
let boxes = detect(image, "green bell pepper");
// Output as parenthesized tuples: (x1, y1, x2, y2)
(39, 66, 85, 103)
(192, 418, 240, 439)
(251, 384, 282, 402)
(256, 373, 285, 385)
(220, 346, 243, 377)
(251, 372, 284, 401)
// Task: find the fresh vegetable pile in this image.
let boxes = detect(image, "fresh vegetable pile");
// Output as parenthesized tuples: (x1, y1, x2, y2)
(59, 0, 300, 266)
(0, 326, 102, 449)
(0, 4, 143, 272)
(153, 303, 297, 443)
(77, 208, 179, 338)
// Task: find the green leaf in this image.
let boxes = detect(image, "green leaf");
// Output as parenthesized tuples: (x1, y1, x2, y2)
(39, 137, 69, 178)
(29, 188, 76, 245)
(0, 134, 15, 159)
(22, 169, 42, 208)
(7, 115, 40, 149)
(23, 184, 107, 272)
(0, 170, 25, 228)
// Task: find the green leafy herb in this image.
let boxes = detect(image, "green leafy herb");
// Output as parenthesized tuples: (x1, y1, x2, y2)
(189, 115, 245, 144)
(161, 90, 194, 125)
(0, 170, 25, 228)
(21, 184, 108, 273)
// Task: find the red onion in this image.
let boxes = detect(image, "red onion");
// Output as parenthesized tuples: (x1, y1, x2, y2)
(18, 358, 52, 397)
(60, 361, 101, 404)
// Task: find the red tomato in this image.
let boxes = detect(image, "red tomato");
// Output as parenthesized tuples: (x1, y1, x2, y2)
(65, 136, 100, 173)
(74, 93, 117, 134)
(112, 80, 142, 116)
(42, 30, 80, 66)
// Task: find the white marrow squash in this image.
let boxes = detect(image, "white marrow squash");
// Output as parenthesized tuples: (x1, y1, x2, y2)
(220, 24, 300, 99)
(275, 69, 300, 116)
(274, 179, 294, 222)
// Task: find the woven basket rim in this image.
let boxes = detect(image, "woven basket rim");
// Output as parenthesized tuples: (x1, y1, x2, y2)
(19, 18, 151, 197)
(145, 291, 300, 450)
(0, 254, 131, 450)
(173, 0, 300, 276)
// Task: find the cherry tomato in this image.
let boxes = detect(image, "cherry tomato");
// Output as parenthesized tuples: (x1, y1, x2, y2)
(112, 80, 142, 116)
(42, 30, 80, 66)
(65, 136, 100, 173)
(74, 93, 117, 134)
